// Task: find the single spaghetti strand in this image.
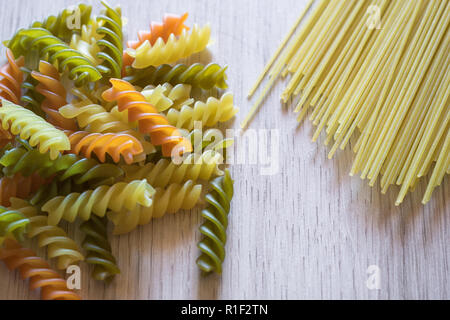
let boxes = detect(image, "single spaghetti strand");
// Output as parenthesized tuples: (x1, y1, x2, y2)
(247, 0, 313, 98)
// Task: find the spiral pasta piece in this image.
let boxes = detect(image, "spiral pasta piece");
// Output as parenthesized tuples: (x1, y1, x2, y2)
(10, 28, 102, 86)
(123, 13, 189, 69)
(70, 18, 102, 65)
(0, 145, 124, 187)
(127, 24, 211, 69)
(125, 63, 228, 90)
(108, 180, 202, 235)
(31, 61, 78, 130)
(30, 179, 84, 209)
(102, 79, 192, 157)
(20, 66, 46, 118)
(0, 173, 48, 207)
(9, 198, 84, 270)
(0, 100, 71, 160)
(60, 100, 133, 134)
(33, 4, 92, 42)
(166, 92, 238, 130)
(42, 179, 154, 226)
(0, 49, 24, 104)
(96, 1, 123, 79)
(141, 83, 193, 112)
(0, 239, 81, 300)
(197, 169, 234, 274)
(65, 130, 144, 164)
(0, 206, 29, 243)
(121, 150, 224, 188)
(80, 216, 120, 282)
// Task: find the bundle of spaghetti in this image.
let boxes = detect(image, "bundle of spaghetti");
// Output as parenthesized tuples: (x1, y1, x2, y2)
(123, 13, 189, 69)
(126, 24, 211, 69)
(246, 0, 450, 205)
(102, 78, 193, 157)
(0, 173, 48, 207)
(9, 198, 84, 270)
(108, 180, 202, 235)
(31, 61, 78, 130)
(0, 238, 81, 300)
(0, 49, 24, 104)
(41, 179, 154, 226)
(64, 130, 144, 165)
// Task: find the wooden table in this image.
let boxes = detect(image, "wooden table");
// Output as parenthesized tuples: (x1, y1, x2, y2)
(0, 0, 448, 300)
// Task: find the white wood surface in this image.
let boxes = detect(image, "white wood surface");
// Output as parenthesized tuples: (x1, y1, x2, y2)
(0, 0, 448, 300)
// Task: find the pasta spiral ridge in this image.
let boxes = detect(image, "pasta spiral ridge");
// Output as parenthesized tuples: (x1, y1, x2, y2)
(123, 13, 189, 69)
(125, 63, 228, 90)
(108, 180, 202, 235)
(32, 4, 92, 42)
(11, 28, 102, 86)
(59, 100, 132, 134)
(166, 92, 238, 130)
(197, 169, 234, 274)
(0, 146, 124, 186)
(126, 24, 211, 69)
(10, 198, 84, 269)
(42, 179, 154, 226)
(96, 1, 123, 79)
(20, 67, 46, 118)
(0, 49, 24, 104)
(0, 206, 30, 243)
(0, 100, 71, 160)
(31, 61, 78, 130)
(30, 179, 84, 209)
(80, 216, 120, 282)
(70, 18, 102, 65)
(0, 173, 48, 207)
(121, 150, 224, 188)
(0, 239, 81, 300)
(141, 82, 193, 112)
(102, 79, 192, 157)
(65, 130, 144, 164)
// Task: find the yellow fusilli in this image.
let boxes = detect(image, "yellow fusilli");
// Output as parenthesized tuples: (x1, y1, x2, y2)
(126, 24, 211, 68)
(108, 180, 202, 234)
(166, 93, 238, 130)
(0, 99, 70, 160)
(141, 83, 193, 112)
(42, 179, 154, 226)
(9, 198, 84, 270)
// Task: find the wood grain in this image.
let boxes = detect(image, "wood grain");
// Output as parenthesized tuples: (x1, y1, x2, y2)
(0, 0, 448, 300)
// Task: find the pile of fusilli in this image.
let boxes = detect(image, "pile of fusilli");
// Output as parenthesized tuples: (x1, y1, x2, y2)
(0, 1, 237, 300)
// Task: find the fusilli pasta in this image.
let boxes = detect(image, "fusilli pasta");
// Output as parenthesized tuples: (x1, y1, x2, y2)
(80, 216, 120, 282)
(31, 61, 78, 130)
(0, 206, 29, 243)
(0, 173, 48, 207)
(102, 79, 192, 157)
(197, 169, 234, 274)
(0, 239, 82, 300)
(9, 198, 84, 270)
(108, 180, 202, 234)
(0, 49, 24, 104)
(65, 130, 144, 164)
(96, 1, 123, 79)
(166, 92, 238, 130)
(141, 82, 193, 112)
(125, 63, 228, 90)
(42, 179, 154, 226)
(126, 24, 211, 68)
(0, 100, 71, 160)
